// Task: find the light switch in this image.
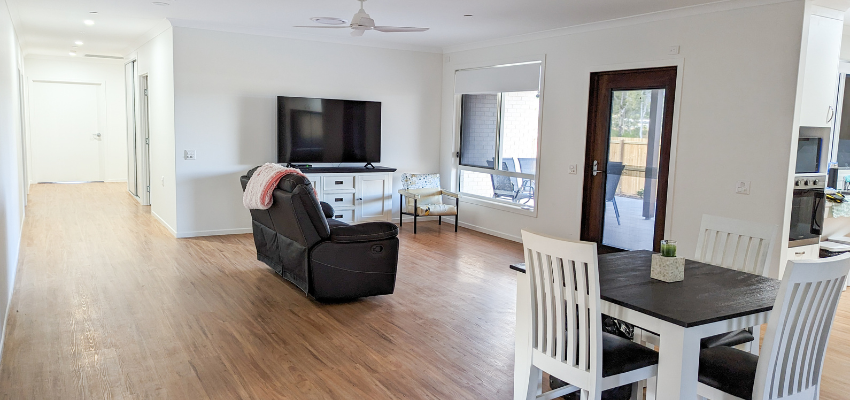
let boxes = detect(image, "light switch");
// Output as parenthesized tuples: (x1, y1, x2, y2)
(668, 45, 680, 55)
(735, 181, 751, 195)
(184, 150, 196, 160)
(569, 165, 577, 175)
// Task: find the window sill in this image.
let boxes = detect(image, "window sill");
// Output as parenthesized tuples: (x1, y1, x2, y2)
(459, 194, 538, 217)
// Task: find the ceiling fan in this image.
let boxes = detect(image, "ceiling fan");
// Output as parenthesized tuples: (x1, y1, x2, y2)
(295, 0, 429, 37)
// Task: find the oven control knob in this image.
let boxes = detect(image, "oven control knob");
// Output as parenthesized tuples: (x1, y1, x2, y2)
(804, 180, 810, 186)
(813, 179, 819, 185)
(795, 180, 801, 187)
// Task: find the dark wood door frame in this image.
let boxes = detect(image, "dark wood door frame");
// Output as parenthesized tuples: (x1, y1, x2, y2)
(580, 67, 677, 253)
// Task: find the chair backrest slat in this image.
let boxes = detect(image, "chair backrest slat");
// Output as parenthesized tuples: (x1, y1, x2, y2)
(521, 230, 602, 390)
(695, 215, 778, 277)
(752, 254, 850, 400)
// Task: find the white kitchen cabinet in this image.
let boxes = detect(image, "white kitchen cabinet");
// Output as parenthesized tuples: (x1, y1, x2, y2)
(799, 14, 843, 127)
(305, 169, 394, 224)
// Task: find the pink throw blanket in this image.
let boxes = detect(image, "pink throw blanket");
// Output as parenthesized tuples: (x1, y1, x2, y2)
(243, 163, 317, 210)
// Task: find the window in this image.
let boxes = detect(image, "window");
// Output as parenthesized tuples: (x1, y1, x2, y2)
(454, 62, 543, 211)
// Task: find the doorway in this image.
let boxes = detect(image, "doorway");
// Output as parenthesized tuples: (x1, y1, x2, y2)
(29, 81, 103, 183)
(580, 67, 677, 253)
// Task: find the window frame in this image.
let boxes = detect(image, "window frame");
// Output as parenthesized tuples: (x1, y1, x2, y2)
(452, 59, 546, 216)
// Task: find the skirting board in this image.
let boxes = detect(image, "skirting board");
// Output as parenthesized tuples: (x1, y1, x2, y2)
(1, 219, 27, 365)
(151, 210, 177, 237)
(176, 228, 253, 238)
(405, 216, 523, 243)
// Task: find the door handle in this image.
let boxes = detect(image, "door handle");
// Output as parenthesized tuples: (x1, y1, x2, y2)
(94, 133, 102, 139)
(592, 160, 606, 176)
(827, 106, 835, 123)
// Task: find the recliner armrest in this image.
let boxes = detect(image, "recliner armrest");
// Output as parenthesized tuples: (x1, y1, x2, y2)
(320, 201, 335, 218)
(330, 222, 399, 243)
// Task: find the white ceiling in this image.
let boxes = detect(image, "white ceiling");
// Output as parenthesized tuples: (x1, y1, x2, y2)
(7, 0, 799, 57)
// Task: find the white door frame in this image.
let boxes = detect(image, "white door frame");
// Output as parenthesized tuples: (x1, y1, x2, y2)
(28, 78, 107, 183)
(138, 74, 151, 205)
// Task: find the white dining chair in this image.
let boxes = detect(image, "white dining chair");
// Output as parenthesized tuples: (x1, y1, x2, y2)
(696, 253, 850, 400)
(518, 230, 659, 400)
(637, 215, 779, 399)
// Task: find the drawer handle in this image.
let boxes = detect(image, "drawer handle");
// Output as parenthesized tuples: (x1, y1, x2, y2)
(795, 251, 805, 255)
(335, 214, 343, 218)
(335, 181, 344, 184)
(335, 197, 343, 202)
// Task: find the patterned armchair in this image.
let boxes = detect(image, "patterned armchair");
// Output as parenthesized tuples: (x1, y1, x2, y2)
(398, 173, 459, 234)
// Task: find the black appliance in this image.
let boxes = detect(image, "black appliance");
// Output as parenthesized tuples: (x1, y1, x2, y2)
(789, 175, 826, 247)
(795, 137, 822, 174)
(277, 96, 381, 165)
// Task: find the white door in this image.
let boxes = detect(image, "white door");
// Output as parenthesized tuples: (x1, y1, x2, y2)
(29, 81, 102, 182)
(355, 174, 391, 222)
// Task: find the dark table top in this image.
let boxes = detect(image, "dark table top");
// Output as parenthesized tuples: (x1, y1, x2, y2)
(510, 250, 780, 328)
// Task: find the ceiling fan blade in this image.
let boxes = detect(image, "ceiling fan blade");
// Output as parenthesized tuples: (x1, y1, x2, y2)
(350, 29, 366, 37)
(373, 26, 429, 33)
(293, 25, 350, 29)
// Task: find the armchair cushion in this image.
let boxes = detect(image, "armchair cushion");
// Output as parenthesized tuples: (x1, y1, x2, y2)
(330, 222, 399, 243)
(413, 204, 457, 216)
(403, 188, 444, 213)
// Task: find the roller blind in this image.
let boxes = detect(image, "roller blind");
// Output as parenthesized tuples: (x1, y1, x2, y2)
(454, 62, 541, 94)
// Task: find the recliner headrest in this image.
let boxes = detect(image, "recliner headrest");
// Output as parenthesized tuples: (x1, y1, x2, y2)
(244, 166, 314, 194)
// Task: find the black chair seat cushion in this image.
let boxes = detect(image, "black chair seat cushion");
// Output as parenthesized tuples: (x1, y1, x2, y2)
(701, 329, 755, 349)
(601, 332, 659, 377)
(698, 346, 758, 400)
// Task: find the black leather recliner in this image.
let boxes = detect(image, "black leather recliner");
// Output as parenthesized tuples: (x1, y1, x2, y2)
(240, 167, 399, 302)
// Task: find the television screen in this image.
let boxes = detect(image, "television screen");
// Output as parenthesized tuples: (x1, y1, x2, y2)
(277, 96, 381, 163)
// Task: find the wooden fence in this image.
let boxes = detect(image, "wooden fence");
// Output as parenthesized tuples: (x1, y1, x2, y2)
(608, 137, 648, 197)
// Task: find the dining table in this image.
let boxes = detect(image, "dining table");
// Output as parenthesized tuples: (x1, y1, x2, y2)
(511, 250, 781, 400)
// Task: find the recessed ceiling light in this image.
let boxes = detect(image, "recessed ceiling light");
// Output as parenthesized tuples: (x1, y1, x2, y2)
(310, 17, 348, 25)
(83, 20, 94, 26)
(69, 51, 77, 56)
(152, 1, 170, 5)
(74, 40, 83, 45)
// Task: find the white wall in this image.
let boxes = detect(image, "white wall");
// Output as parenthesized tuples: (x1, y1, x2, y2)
(171, 27, 443, 237)
(0, 1, 26, 361)
(24, 56, 127, 183)
(441, 1, 806, 278)
(127, 28, 177, 234)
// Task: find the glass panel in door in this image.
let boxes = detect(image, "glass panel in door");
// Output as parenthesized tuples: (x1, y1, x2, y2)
(602, 89, 665, 251)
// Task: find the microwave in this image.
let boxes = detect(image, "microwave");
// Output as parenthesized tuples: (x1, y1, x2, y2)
(796, 137, 822, 174)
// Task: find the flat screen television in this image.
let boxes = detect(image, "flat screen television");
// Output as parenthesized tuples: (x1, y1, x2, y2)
(277, 96, 381, 164)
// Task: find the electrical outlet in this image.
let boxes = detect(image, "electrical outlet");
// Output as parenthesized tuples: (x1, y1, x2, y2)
(668, 45, 680, 55)
(184, 150, 196, 160)
(735, 181, 751, 195)
(569, 164, 577, 175)
(161, 176, 165, 187)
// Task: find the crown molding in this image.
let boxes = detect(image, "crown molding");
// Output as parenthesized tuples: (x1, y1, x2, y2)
(167, 18, 443, 54)
(442, 0, 797, 54)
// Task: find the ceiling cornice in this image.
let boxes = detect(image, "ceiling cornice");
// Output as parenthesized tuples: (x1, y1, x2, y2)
(443, 0, 797, 54)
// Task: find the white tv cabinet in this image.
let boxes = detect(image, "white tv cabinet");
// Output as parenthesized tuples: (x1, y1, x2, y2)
(303, 167, 396, 224)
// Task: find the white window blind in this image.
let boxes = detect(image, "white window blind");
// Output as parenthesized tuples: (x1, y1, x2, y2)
(454, 62, 541, 95)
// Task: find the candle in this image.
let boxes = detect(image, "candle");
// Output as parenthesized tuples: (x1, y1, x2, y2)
(660, 240, 677, 257)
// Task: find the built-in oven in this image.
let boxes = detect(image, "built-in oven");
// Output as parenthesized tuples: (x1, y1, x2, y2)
(789, 175, 826, 247)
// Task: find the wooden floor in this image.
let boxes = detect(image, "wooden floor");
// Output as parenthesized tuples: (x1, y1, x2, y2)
(0, 183, 849, 399)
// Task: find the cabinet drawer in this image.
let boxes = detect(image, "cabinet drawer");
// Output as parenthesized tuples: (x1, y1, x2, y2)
(329, 209, 354, 223)
(323, 193, 355, 207)
(323, 177, 355, 191)
(788, 244, 819, 260)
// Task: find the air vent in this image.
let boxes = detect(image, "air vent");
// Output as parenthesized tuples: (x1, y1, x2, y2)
(84, 54, 123, 59)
